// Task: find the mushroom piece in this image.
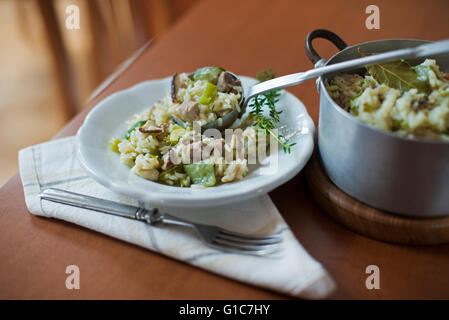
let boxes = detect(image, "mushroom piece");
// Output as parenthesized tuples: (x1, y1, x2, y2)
(139, 127, 163, 135)
(138, 120, 164, 135)
(217, 71, 241, 94)
(171, 73, 184, 103)
(162, 149, 178, 170)
(177, 101, 199, 122)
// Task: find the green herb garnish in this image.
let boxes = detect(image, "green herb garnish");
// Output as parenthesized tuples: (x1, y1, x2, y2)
(248, 68, 295, 153)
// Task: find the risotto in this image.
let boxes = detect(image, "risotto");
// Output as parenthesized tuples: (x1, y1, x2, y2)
(326, 59, 449, 141)
(109, 67, 267, 187)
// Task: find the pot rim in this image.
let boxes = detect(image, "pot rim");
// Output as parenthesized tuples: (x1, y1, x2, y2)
(318, 38, 449, 146)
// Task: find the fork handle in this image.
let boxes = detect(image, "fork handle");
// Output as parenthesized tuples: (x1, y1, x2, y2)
(159, 213, 196, 228)
(39, 188, 194, 228)
(39, 188, 159, 223)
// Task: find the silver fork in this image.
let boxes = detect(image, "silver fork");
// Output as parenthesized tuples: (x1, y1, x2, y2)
(38, 188, 282, 256)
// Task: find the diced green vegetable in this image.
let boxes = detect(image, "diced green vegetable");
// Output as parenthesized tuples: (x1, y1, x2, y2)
(363, 102, 373, 112)
(199, 82, 218, 105)
(109, 138, 121, 153)
(392, 119, 409, 131)
(169, 126, 187, 144)
(148, 154, 162, 168)
(158, 171, 170, 183)
(434, 90, 449, 105)
(363, 77, 378, 87)
(348, 89, 364, 110)
(192, 67, 224, 84)
(158, 165, 181, 183)
(349, 105, 359, 116)
(180, 176, 191, 187)
(401, 120, 409, 130)
(125, 120, 146, 140)
(183, 162, 216, 187)
(158, 165, 191, 187)
(349, 96, 360, 115)
(413, 64, 431, 82)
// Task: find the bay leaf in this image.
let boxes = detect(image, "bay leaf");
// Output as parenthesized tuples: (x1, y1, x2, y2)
(358, 48, 431, 94)
(367, 60, 431, 94)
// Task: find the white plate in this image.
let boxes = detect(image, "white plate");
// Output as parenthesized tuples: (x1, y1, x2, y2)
(77, 76, 315, 208)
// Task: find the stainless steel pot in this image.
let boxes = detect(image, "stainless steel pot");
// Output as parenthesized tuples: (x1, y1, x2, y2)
(305, 29, 449, 217)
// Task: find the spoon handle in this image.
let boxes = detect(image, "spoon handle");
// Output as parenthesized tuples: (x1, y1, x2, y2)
(245, 39, 449, 104)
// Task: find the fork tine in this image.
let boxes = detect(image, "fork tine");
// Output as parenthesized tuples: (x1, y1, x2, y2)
(217, 229, 282, 242)
(209, 242, 279, 256)
(216, 232, 282, 245)
(213, 237, 280, 253)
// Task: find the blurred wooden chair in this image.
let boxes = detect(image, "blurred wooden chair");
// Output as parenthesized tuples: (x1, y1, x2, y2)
(33, 0, 175, 119)
(86, 0, 172, 84)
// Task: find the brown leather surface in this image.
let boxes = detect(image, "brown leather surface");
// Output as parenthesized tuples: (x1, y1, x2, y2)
(1, 0, 449, 299)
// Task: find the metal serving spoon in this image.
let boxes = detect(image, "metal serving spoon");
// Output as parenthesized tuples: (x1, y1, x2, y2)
(198, 39, 449, 132)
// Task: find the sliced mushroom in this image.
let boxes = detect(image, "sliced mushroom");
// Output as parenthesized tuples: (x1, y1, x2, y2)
(162, 149, 177, 170)
(217, 71, 241, 94)
(139, 121, 164, 135)
(171, 73, 184, 103)
(139, 127, 163, 134)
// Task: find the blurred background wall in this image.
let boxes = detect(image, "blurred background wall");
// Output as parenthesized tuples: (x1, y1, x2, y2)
(0, 0, 199, 186)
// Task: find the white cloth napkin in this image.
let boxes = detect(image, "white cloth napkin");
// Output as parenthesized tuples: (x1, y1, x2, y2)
(18, 136, 336, 299)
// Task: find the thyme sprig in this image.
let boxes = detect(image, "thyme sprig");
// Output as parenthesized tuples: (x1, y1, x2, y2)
(249, 68, 295, 153)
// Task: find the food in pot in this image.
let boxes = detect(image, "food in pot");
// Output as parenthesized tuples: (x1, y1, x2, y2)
(326, 58, 449, 141)
(109, 67, 268, 188)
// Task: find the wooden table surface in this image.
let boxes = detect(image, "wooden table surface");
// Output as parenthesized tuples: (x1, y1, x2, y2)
(1, 0, 449, 299)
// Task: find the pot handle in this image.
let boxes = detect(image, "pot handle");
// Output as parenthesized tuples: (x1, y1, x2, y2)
(305, 29, 348, 64)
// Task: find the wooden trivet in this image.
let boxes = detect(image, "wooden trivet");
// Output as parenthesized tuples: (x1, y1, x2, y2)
(303, 153, 449, 245)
